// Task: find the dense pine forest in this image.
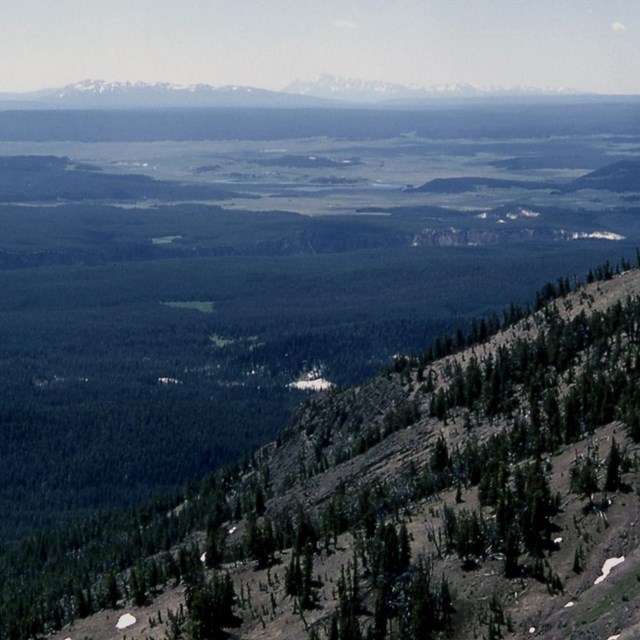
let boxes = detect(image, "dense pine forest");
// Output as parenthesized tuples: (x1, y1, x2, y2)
(3, 221, 627, 539)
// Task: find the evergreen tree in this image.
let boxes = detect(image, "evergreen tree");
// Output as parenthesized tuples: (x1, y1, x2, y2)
(187, 571, 237, 640)
(398, 522, 411, 572)
(572, 545, 586, 574)
(285, 551, 303, 598)
(102, 570, 120, 609)
(504, 528, 520, 578)
(74, 587, 91, 619)
(407, 556, 434, 640)
(129, 564, 148, 607)
(255, 486, 266, 516)
(204, 524, 224, 569)
(570, 455, 599, 497)
(522, 462, 557, 555)
(430, 435, 449, 473)
(300, 542, 316, 610)
(381, 524, 400, 578)
(604, 438, 622, 492)
(328, 615, 339, 640)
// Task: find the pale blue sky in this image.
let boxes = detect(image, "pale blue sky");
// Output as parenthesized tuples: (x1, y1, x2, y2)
(2, 0, 639, 93)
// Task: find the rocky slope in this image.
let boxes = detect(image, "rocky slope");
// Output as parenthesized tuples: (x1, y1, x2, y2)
(48, 267, 640, 640)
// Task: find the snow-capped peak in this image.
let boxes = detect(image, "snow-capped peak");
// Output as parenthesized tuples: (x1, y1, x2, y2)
(283, 74, 587, 103)
(54, 79, 263, 99)
(16, 78, 329, 109)
(63, 79, 148, 95)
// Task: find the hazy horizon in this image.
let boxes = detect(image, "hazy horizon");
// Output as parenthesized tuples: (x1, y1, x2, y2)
(1, 0, 639, 96)
(0, 74, 621, 97)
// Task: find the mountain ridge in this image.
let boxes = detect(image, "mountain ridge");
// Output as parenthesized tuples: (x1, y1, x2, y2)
(3, 258, 639, 640)
(284, 73, 588, 104)
(0, 76, 599, 110)
(0, 79, 338, 109)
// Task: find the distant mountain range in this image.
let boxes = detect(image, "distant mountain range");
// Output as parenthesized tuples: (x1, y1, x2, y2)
(0, 77, 595, 109)
(283, 73, 587, 104)
(0, 79, 333, 109)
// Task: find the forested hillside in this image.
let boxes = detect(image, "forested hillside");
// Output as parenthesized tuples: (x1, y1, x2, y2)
(1, 258, 640, 639)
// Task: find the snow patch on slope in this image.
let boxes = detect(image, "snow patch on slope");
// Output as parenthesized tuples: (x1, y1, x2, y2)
(288, 368, 334, 391)
(594, 556, 625, 585)
(116, 613, 137, 630)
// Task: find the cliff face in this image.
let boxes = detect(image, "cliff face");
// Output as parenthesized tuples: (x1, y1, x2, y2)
(410, 226, 558, 247)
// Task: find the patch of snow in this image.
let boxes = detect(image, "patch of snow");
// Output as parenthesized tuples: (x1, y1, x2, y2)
(289, 378, 334, 391)
(200, 552, 207, 564)
(606, 635, 621, 640)
(571, 231, 626, 241)
(228, 526, 237, 535)
(494, 207, 542, 221)
(116, 613, 137, 630)
(564, 601, 575, 608)
(288, 367, 334, 392)
(594, 556, 625, 585)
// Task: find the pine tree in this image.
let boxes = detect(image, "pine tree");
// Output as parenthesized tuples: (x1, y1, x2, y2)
(381, 524, 400, 578)
(300, 542, 316, 610)
(102, 569, 120, 609)
(75, 587, 91, 619)
(130, 564, 148, 607)
(373, 585, 388, 640)
(255, 486, 266, 516)
(285, 551, 303, 597)
(336, 563, 362, 640)
(604, 438, 622, 491)
(430, 435, 449, 473)
(570, 455, 599, 497)
(187, 571, 237, 640)
(205, 524, 224, 569)
(521, 461, 557, 555)
(398, 522, 411, 572)
(328, 615, 339, 640)
(503, 528, 520, 578)
(572, 545, 586, 574)
(408, 556, 434, 640)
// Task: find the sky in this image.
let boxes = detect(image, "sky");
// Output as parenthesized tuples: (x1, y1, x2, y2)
(2, 0, 639, 94)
